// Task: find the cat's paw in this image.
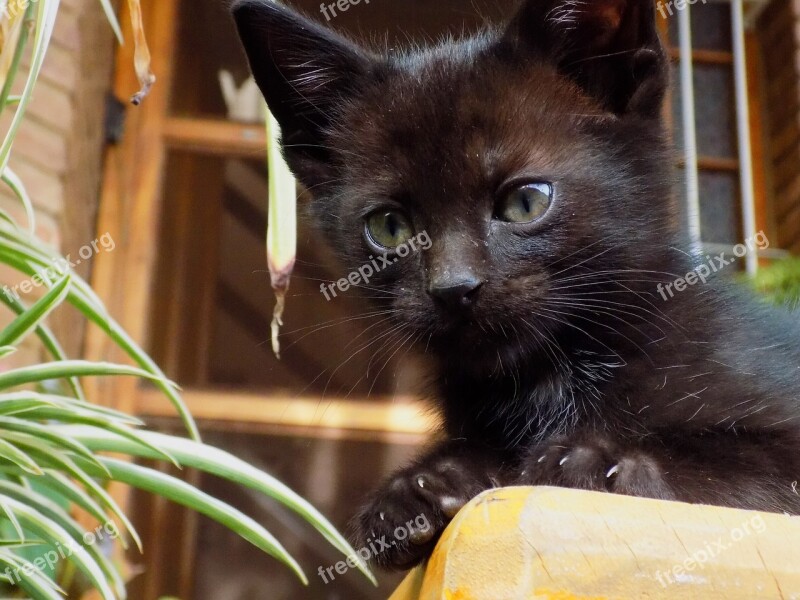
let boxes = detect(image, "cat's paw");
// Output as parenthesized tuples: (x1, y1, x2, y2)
(519, 434, 675, 499)
(353, 456, 492, 570)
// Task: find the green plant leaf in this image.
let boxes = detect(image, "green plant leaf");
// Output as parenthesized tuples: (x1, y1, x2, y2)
(63, 426, 377, 585)
(37, 471, 114, 530)
(0, 480, 126, 598)
(0, 540, 44, 547)
(0, 496, 116, 599)
(0, 274, 70, 347)
(79, 454, 309, 584)
(0, 0, 61, 175)
(7, 436, 140, 552)
(0, 394, 55, 416)
(0, 167, 36, 234)
(0, 3, 34, 115)
(0, 548, 66, 600)
(0, 360, 174, 391)
(6, 396, 142, 424)
(16, 409, 177, 466)
(0, 292, 85, 400)
(0, 437, 42, 475)
(0, 421, 110, 477)
(0, 498, 25, 540)
(0, 230, 196, 436)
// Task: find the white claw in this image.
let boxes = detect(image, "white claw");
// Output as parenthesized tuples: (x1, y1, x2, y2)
(417, 476, 425, 488)
(537, 455, 546, 463)
(379, 512, 385, 521)
(559, 456, 570, 466)
(606, 464, 620, 478)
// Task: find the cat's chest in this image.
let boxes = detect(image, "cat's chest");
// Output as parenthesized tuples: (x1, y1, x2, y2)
(443, 392, 562, 451)
(441, 361, 614, 448)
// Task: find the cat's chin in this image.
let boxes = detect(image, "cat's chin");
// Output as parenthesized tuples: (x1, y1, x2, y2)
(425, 324, 533, 376)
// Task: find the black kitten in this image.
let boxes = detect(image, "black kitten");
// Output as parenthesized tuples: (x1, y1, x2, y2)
(233, 0, 800, 570)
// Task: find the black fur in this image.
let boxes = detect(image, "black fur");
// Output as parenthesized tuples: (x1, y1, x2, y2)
(233, 0, 800, 570)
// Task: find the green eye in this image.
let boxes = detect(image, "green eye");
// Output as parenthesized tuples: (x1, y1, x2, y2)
(497, 183, 553, 223)
(365, 210, 414, 250)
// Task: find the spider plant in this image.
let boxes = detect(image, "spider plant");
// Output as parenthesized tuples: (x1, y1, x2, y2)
(0, 0, 372, 597)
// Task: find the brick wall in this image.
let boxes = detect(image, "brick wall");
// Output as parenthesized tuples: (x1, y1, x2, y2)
(0, 0, 115, 363)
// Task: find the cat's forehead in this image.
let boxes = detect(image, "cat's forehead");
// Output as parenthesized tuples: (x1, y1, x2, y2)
(379, 47, 583, 125)
(336, 49, 600, 189)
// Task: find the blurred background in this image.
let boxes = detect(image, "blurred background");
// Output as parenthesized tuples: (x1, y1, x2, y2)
(0, 0, 798, 598)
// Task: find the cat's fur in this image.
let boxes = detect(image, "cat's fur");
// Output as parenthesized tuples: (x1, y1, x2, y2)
(233, 0, 800, 570)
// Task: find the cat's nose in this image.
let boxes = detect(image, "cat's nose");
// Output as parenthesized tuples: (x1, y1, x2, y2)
(428, 277, 484, 309)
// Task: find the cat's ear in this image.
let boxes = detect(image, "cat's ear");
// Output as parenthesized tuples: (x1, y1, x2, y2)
(232, 0, 374, 186)
(504, 0, 667, 117)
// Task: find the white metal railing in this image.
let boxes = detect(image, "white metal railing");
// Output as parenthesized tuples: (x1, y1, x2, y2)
(678, 5, 701, 247)
(677, 0, 778, 272)
(733, 0, 759, 274)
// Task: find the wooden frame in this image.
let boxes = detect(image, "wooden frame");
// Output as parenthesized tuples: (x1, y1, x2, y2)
(162, 118, 266, 158)
(136, 389, 434, 441)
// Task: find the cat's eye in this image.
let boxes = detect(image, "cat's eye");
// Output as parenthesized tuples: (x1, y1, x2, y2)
(496, 183, 553, 223)
(365, 210, 414, 250)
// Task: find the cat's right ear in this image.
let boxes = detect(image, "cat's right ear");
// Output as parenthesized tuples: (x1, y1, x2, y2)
(503, 0, 667, 118)
(232, 1, 374, 187)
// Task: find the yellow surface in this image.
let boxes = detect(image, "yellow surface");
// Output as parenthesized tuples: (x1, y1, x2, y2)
(389, 486, 800, 600)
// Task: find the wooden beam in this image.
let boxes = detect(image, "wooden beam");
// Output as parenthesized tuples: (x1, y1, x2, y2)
(135, 388, 438, 436)
(744, 32, 771, 257)
(668, 47, 734, 65)
(144, 415, 429, 446)
(677, 156, 740, 171)
(163, 117, 266, 158)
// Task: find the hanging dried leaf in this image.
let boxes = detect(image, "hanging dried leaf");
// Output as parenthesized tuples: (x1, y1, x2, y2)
(127, 0, 155, 105)
(266, 110, 297, 359)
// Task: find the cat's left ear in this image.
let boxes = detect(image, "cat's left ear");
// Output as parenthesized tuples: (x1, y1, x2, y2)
(504, 0, 667, 118)
(232, 0, 375, 188)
